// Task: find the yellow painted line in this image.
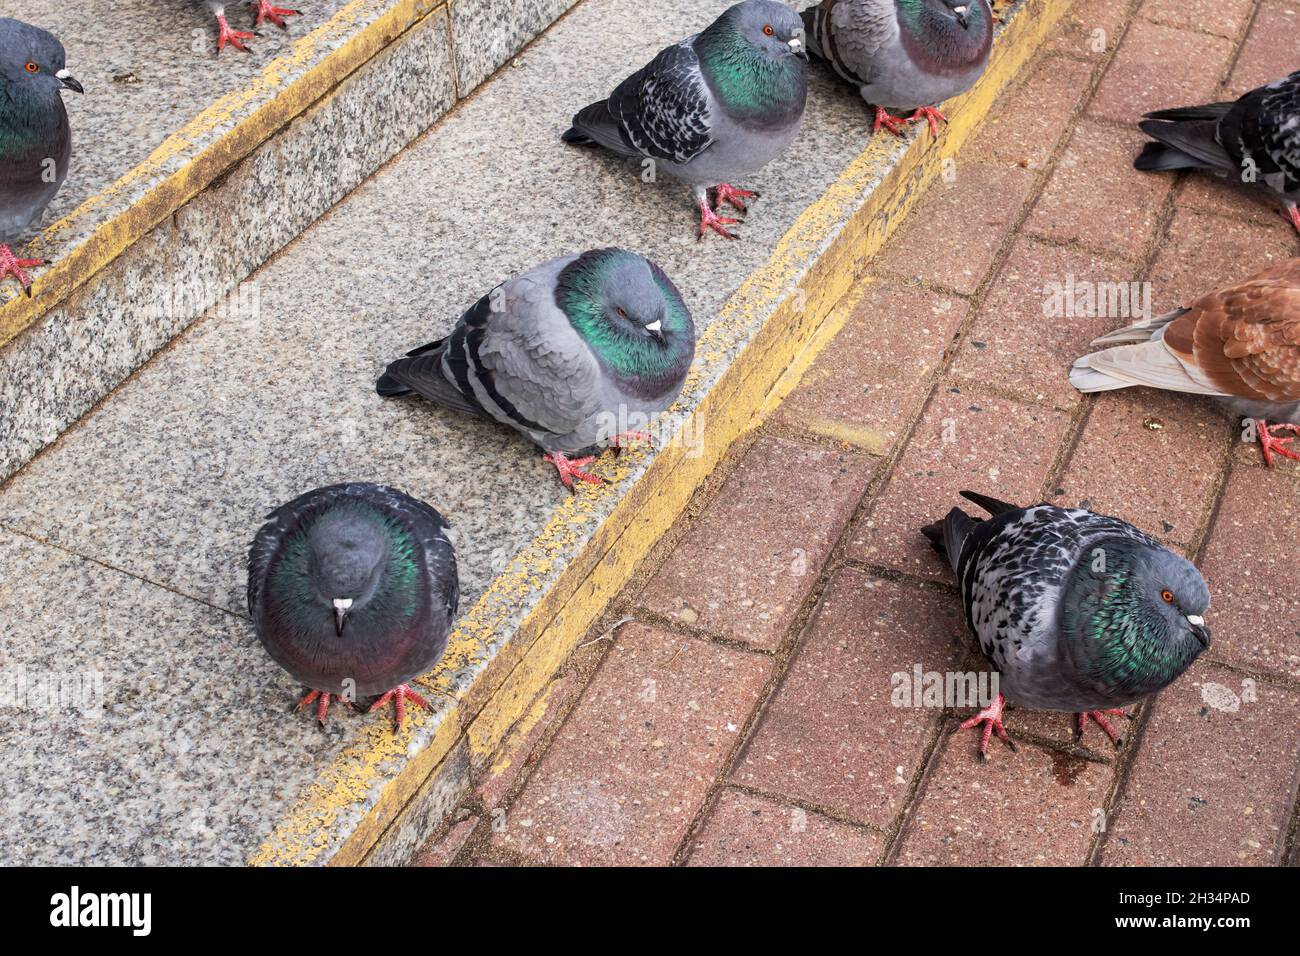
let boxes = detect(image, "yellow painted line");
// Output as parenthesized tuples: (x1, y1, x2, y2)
(251, 0, 1071, 867)
(0, 0, 449, 348)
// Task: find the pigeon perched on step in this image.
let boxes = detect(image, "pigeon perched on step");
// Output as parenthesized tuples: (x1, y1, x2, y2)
(1135, 70, 1300, 235)
(562, 0, 808, 240)
(248, 483, 458, 730)
(922, 491, 1211, 758)
(201, 0, 301, 55)
(377, 249, 696, 491)
(0, 17, 82, 297)
(801, 0, 993, 138)
(1071, 258, 1300, 467)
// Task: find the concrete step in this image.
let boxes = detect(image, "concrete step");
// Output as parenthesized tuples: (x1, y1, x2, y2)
(0, 0, 1068, 864)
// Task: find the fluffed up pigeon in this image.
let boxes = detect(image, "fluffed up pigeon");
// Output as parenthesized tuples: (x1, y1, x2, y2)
(0, 17, 82, 297)
(1071, 258, 1300, 467)
(922, 491, 1211, 759)
(802, 0, 993, 137)
(201, 0, 301, 55)
(376, 249, 696, 491)
(248, 483, 459, 730)
(1135, 70, 1300, 236)
(562, 0, 808, 240)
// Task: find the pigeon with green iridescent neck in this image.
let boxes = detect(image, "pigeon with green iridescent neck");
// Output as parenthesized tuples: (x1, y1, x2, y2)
(922, 492, 1211, 759)
(248, 483, 458, 730)
(0, 17, 82, 297)
(200, 1, 301, 56)
(802, 0, 992, 137)
(562, 0, 808, 240)
(377, 249, 696, 490)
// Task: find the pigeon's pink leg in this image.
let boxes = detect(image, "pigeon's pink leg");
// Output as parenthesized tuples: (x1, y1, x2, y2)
(1256, 420, 1300, 466)
(713, 183, 759, 215)
(543, 452, 606, 491)
(906, 105, 948, 139)
(872, 105, 908, 137)
(295, 689, 347, 726)
(214, 11, 256, 52)
(1287, 203, 1300, 235)
(697, 197, 740, 240)
(957, 692, 1018, 760)
(1075, 709, 1128, 748)
(0, 244, 47, 297)
(368, 684, 431, 731)
(249, 0, 301, 29)
(610, 429, 654, 452)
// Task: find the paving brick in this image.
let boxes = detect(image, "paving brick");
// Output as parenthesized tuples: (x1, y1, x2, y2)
(894, 739, 1115, 865)
(411, 815, 479, 867)
(965, 54, 1097, 170)
(684, 788, 885, 866)
(1051, 389, 1228, 545)
(731, 571, 968, 828)
(1148, 207, 1298, 315)
(847, 387, 1071, 580)
(476, 671, 581, 811)
(1138, 0, 1255, 39)
(1089, 20, 1235, 127)
(949, 237, 1132, 410)
(1024, 120, 1173, 261)
(637, 435, 875, 651)
(1101, 661, 1300, 865)
(1227, 0, 1300, 96)
(773, 282, 968, 454)
(490, 624, 771, 866)
(1197, 464, 1300, 682)
(1175, 173, 1294, 227)
(1047, 0, 1131, 58)
(878, 164, 1036, 295)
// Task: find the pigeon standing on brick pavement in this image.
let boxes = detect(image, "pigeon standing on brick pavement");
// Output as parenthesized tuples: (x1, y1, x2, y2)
(801, 0, 993, 138)
(1134, 70, 1300, 236)
(1071, 258, 1300, 467)
(0, 17, 82, 297)
(201, 1, 301, 55)
(922, 491, 1211, 759)
(248, 483, 459, 730)
(376, 248, 696, 491)
(561, 0, 808, 240)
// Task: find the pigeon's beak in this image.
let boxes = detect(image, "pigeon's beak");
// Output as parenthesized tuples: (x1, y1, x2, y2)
(644, 318, 665, 342)
(333, 598, 354, 637)
(789, 33, 809, 61)
(56, 69, 84, 94)
(1187, 614, 1211, 649)
(953, 5, 970, 29)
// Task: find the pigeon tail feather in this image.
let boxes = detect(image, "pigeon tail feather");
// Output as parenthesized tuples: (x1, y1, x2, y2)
(1135, 119, 1233, 172)
(921, 506, 978, 573)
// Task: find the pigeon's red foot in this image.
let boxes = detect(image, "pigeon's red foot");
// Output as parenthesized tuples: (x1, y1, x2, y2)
(712, 183, 759, 215)
(249, 0, 301, 29)
(957, 692, 1017, 760)
(906, 105, 948, 139)
(1256, 420, 1300, 466)
(872, 105, 908, 137)
(368, 683, 430, 731)
(0, 244, 47, 297)
(543, 452, 606, 491)
(295, 689, 349, 726)
(1287, 203, 1300, 236)
(215, 12, 257, 52)
(610, 429, 654, 453)
(697, 198, 740, 240)
(1075, 708, 1128, 748)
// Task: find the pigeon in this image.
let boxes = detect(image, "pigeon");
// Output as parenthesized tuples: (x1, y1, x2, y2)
(922, 491, 1211, 758)
(0, 17, 82, 297)
(1071, 258, 1300, 467)
(801, 0, 993, 137)
(201, 1, 301, 55)
(247, 483, 459, 729)
(562, 0, 808, 240)
(1134, 70, 1300, 236)
(377, 248, 696, 491)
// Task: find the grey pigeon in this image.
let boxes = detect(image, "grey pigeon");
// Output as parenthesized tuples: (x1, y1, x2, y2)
(802, 0, 993, 137)
(248, 483, 458, 729)
(0, 17, 82, 297)
(202, 1, 301, 55)
(922, 491, 1211, 758)
(1071, 258, 1300, 467)
(1135, 70, 1300, 235)
(377, 249, 696, 491)
(562, 0, 808, 240)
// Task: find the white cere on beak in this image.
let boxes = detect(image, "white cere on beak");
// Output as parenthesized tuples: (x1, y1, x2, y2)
(1186, 614, 1205, 626)
(953, 5, 968, 13)
(645, 319, 663, 333)
(788, 37, 803, 52)
(333, 598, 354, 612)
(56, 68, 72, 80)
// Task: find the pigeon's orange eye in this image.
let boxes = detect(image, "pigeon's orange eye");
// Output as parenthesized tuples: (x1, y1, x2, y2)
(1161, 590, 1174, 604)
(25, 62, 39, 73)
(616, 307, 628, 318)
(763, 24, 775, 36)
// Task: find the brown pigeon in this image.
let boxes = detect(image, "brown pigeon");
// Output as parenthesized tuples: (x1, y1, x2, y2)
(1070, 259, 1300, 466)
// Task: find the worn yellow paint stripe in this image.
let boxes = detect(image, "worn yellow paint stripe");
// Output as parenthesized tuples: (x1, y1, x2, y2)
(251, 0, 1070, 867)
(0, 0, 448, 349)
